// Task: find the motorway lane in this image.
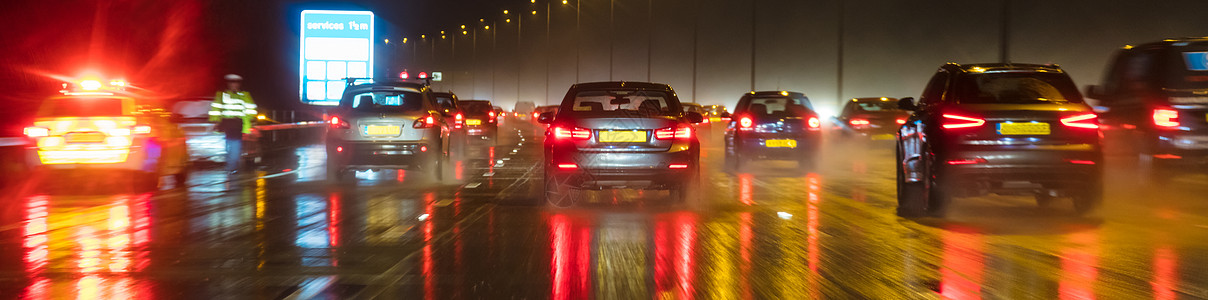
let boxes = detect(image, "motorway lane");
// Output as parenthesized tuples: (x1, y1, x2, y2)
(0, 120, 1206, 298)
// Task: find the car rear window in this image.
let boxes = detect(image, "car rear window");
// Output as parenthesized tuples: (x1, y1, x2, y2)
(740, 97, 812, 117)
(563, 90, 679, 117)
(955, 72, 1084, 104)
(855, 101, 900, 112)
(39, 97, 124, 117)
(461, 101, 493, 114)
(347, 91, 424, 112)
(1168, 49, 1208, 89)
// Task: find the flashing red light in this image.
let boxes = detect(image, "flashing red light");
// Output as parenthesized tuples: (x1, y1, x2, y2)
(1067, 160, 1096, 165)
(941, 114, 986, 129)
(1061, 113, 1099, 129)
(738, 117, 754, 129)
(418, 72, 428, 79)
(896, 118, 907, 125)
(329, 116, 350, 129)
(1153, 108, 1179, 128)
(400, 72, 409, 79)
(654, 125, 692, 140)
(553, 127, 591, 140)
(668, 164, 690, 169)
(336, 146, 344, 152)
(556, 163, 579, 169)
(946, 158, 987, 165)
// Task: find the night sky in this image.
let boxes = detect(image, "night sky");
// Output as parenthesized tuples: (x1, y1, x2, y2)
(2, 0, 1207, 134)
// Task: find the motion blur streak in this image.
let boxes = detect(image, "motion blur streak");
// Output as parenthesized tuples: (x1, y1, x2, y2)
(807, 174, 822, 300)
(940, 228, 985, 300)
(1059, 231, 1099, 300)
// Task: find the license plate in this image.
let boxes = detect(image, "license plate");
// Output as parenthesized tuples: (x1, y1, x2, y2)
(466, 119, 482, 126)
(364, 125, 401, 136)
(870, 134, 895, 140)
(598, 130, 647, 142)
(997, 122, 1050, 135)
(765, 139, 797, 148)
(65, 132, 105, 143)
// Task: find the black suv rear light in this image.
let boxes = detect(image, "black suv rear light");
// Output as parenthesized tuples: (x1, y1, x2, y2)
(940, 114, 985, 129)
(1060, 113, 1099, 129)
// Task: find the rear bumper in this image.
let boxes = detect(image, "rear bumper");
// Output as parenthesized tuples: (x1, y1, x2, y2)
(730, 132, 820, 159)
(1147, 131, 1208, 159)
(27, 147, 150, 172)
(938, 146, 1102, 194)
(327, 141, 438, 170)
(546, 143, 698, 189)
(548, 166, 696, 189)
(463, 125, 498, 136)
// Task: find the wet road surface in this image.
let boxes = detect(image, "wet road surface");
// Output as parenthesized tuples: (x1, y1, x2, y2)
(2, 120, 1208, 299)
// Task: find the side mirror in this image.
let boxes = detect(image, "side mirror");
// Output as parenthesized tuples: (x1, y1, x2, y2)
(897, 97, 918, 111)
(685, 112, 704, 124)
(537, 112, 555, 124)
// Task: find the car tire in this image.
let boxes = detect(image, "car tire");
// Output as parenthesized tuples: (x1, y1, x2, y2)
(671, 166, 700, 204)
(327, 161, 346, 182)
(544, 169, 577, 208)
(1072, 182, 1103, 216)
(895, 146, 927, 217)
(925, 163, 952, 218)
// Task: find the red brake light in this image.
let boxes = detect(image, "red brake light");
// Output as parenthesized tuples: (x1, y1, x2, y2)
(1060, 113, 1099, 129)
(946, 158, 987, 165)
(655, 125, 693, 140)
(489, 111, 496, 117)
(553, 127, 591, 140)
(941, 114, 986, 129)
(739, 117, 753, 129)
(849, 119, 870, 126)
(1153, 108, 1179, 128)
(808, 117, 821, 129)
(896, 118, 907, 125)
(329, 116, 350, 129)
(668, 164, 690, 169)
(414, 115, 437, 128)
(557, 163, 579, 169)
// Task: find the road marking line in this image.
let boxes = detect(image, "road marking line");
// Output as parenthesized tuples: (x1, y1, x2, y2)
(482, 172, 495, 177)
(464, 183, 481, 188)
(434, 199, 454, 207)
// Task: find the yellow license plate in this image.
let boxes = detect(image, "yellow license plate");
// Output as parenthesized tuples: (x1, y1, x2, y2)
(997, 122, 1050, 135)
(709, 117, 722, 123)
(65, 132, 106, 143)
(598, 130, 647, 142)
(466, 119, 482, 126)
(871, 134, 895, 140)
(765, 139, 797, 148)
(364, 125, 402, 136)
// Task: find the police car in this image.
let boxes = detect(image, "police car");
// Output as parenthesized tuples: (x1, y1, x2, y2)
(24, 79, 190, 189)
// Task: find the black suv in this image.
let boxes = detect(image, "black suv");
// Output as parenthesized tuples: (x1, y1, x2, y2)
(1086, 38, 1208, 167)
(539, 82, 703, 206)
(724, 91, 822, 171)
(456, 100, 499, 141)
(896, 63, 1102, 217)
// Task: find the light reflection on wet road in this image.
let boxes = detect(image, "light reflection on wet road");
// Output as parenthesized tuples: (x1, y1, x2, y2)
(2, 121, 1208, 299)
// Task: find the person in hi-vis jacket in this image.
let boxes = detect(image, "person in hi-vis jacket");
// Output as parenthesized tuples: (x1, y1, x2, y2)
(208, 74, 258, 173)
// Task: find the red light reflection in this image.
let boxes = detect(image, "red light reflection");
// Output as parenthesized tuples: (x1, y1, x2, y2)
(1152, 246, 1177, 300)
(939, 229, 984, 300)
(654, 213, 697, 299)
(1059, 231, 1099, 300)
(738, 173, 754, 206)
(550, 214, 592, 300)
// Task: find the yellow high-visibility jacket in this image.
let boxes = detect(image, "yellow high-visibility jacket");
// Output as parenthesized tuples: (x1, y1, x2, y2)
(208, 90, 258, 133)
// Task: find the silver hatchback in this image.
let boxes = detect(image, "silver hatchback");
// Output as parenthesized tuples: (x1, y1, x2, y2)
(325, 82, 451, 181)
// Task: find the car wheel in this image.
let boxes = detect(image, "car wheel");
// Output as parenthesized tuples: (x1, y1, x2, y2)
(925, 161, 952, 218)
(544, 169, 577, 208)
(895, 146, 927, 217)
(671, 166, 700, 204)
(1072, 182, 1103, 216)
(327, 161, 346, 182)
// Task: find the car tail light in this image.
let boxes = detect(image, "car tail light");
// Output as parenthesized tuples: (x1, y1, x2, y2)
(414, 115, 437, 128)
(668, 164, 690, 169)
(489, 111, 496, 118)
(849, 118, 870, 127)
(24, 127, 49, 137)
(556, 163, 579, 169)
(896, 118, 907, 125)
(329, 116, 350, 129)
(552, 126, 591, 140)
(1067, 159, 1096, 165)
(738, 116, 754, 130)
(941, 114, 985, 129)
(946, 158, 987, 165)
(1060, 113, 1099, 129)
(807, 117, 821, 130)
(1153, 108, 1179, 129)
(702, 118, 710, 124)
(454, 113, 464, 129)
(655, 125, 692, 140)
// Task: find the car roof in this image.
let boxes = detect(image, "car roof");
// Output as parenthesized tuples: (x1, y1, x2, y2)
(1129, 37, 1208, 49)
(460, 100, 491, 104)
(570, 81, 673, 91)
(747, 91, 806, 98)
(945, 63, 1064, 74)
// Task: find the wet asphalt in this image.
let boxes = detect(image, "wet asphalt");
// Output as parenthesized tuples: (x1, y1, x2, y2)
(1, 119, 1207, 299)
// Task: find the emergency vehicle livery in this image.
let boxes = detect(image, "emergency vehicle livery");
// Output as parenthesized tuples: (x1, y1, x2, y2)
(24, 79, 190, 189)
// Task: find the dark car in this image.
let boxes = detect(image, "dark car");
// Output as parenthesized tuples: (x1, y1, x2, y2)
(539, 82, 704, 206)
(533, 105, 559, 126)
(1085, 37, 1208, 169)
(432, 92, 464, 131)
(325, 81, 450, 181)
(457, 100, 499, 140)
(896, 63, 1102, 217)
(723, 91, 822, 171)
(832, 97, 911, 141)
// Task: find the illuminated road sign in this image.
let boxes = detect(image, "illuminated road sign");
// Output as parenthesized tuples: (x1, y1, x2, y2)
(300, 10, 374, 106)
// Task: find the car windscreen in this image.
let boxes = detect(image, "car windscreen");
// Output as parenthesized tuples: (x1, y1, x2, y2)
(740, 97, 812, 118)
(346, 91, 424, 112)
(563, 90, 679, 117)
(854, 101, 901, 112)
(954, 72, 1084, 104)
(461, 101, 493, 114)
(39, 97, 124, 117)
(1168, 49, 1208, 89)
(682, 105, 704, 114)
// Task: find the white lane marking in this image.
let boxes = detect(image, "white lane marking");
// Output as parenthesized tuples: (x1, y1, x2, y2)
(465, 183, 481, 188)
(482, 172, 495, 177)
(434, 199, 454, 207)
(502, 158, 511, 161)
